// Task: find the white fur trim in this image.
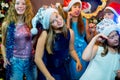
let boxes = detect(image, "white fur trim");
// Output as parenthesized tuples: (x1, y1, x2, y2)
(82, 2, 91, 13)
(42, 8, 58, 29)
(96, 18, 116, 33)
(102, 25, 118, 36)
(31, 15, 39, 35)
(63, 0, 82, 12)
(31, 28, 38, 35)
(31, 7, 58, 35)
(105, 7, 119, 16)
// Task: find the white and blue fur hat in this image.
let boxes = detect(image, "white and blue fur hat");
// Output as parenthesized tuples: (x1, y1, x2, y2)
(96, 18, 116, 33)
(31, 7, 58, 35)
(63, 0, 82, 12)
(101, 25, 119, 36)
(96, 18, 120, 36)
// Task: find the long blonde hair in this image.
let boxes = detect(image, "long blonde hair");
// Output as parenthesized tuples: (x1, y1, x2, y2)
(46, 24, 68, 54)
(2, 0, 34, 45)
(57, 3, 66, 20)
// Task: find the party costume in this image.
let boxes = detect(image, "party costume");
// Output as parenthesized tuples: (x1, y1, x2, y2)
(6, 23, 36, 80)
(80, 21, 120, 80)
(69, 22, 88, 79)
(80, 46, 120, 80)
(105, 2, 120, 17)
(32, 7, 72, 80)
(63, 0, 89, 79)
(37, 30, 72, 80)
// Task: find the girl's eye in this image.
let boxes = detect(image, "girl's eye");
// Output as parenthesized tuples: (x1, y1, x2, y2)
(22, 3, 25, 5)
(15, 2, 25, 5)
(56, 14, 58, 18)
(74, 6, 76, 8)
(52, 20, 55, 23)
(108, 13, 111, 15)
(51, 20, 56, 24)
(16, 2, 19, 5)
(108, 33, 118, 39)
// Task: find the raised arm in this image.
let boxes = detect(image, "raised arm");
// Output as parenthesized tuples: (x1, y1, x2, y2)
(34, 31, 55, 80)
(82, 33, 107, 61)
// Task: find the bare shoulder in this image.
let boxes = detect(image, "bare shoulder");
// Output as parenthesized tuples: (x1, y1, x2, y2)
(69, 28, 74, 35)
(2, 21, 8, 31)
(41, 30, 47, 35)
(38, 30, 47, 40)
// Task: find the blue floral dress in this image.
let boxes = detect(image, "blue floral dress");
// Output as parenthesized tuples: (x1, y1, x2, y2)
(69, 21, 89, 80)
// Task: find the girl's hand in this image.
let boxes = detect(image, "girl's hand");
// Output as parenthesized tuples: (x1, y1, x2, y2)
(94, 33, 108, 43)
(67, 11, 73, 28)
(3, 58, 11, 68)
(88, 23, 96, 33)
(76, 61, 82, 71)
(67, 11, 73, 20)
(117, 70, 120, 78)
(46, 75, 55, 80)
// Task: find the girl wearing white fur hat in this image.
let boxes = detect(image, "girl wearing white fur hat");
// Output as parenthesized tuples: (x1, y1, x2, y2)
(63, 0, 89, 79)
(32, 7, 82, 80)
(80, 24, 120, 80)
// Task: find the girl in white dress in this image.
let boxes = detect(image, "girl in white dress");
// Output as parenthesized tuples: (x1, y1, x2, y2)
(80, 24, 120, 80)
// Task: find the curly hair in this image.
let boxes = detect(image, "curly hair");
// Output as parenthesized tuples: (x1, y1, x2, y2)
(2, 0, 34, 45)
(3, 0, 34, 28)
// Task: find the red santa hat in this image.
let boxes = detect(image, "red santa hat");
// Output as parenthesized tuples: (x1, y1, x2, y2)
(63, 0, 82, 12)
(105, 2, 120, 17)
(82, 2, 91, 13)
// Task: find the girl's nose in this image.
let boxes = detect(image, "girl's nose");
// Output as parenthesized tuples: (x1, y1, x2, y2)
(56, 18, 61, 22)
(57, 20, 61, 24)
(77, 7, 80, 11)
(18, 3, 23, 7)
(104, 15, 109, 19)
(104, 15, 107, 18)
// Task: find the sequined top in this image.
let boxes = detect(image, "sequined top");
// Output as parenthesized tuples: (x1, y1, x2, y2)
(13, 23, 32, 59)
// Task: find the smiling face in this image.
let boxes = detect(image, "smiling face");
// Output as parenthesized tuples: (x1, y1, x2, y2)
(50, 12, 64, 29)
(15, 0, 26, 15)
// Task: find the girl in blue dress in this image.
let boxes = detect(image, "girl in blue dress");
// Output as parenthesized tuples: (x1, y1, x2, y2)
(63, 0, 89, 79)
